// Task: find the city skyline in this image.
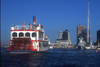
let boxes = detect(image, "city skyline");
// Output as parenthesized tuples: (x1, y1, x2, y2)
(1, 0, 100, 45)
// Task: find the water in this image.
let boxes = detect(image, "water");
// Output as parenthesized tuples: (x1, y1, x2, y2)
(1, 48, 100, 67)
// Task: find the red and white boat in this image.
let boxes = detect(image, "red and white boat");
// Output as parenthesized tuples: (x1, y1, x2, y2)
(7, 16, 50, 52)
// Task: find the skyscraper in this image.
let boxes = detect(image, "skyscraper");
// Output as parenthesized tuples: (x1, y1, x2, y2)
(97, 29, 100, 46)
(63, 30, 70, 40)
(81, 29, 90, 44)
(58, 30, 63, 39)
(77, 25, 85, 45)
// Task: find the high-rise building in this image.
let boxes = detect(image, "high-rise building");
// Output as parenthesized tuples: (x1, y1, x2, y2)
(58, 29, 70, 40)
(81, 29, 90, 44)
(97, 29, 100, 46)
(56, 29, 71, 45)
(63, 30, 70, 40)
(77, 25, 85, 45)
(58, 30, 63, 39)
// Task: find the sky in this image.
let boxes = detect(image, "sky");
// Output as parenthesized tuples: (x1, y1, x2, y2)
(1, 0, 100, 45)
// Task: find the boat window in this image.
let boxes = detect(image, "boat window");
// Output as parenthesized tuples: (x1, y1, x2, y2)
(25, 32, 30, 37)
(39, 32, 43, 38)
(32, 33, 36, 37)
(12, 32, 17, 37)
(19, 32, 24, 37)
(43, 42, 48, 47)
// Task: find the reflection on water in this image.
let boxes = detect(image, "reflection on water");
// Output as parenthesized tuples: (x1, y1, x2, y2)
(1, 48, 100, 67)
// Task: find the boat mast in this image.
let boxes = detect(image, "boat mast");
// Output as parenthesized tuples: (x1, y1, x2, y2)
(87, 2, 90, 44)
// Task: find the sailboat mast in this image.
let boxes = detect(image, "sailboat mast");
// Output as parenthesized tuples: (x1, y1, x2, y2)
(87, 2, 89, 44)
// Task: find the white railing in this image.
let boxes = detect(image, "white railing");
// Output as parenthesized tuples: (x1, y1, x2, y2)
(14, 25, 30, 30)
(12, 25, 44, 31)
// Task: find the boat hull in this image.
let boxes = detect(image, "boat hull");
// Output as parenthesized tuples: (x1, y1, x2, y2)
(7, 38, 49, 52)
(97, 48, 100, 50)
(78, 46, 84, 49)
(84, 46, 96, 50)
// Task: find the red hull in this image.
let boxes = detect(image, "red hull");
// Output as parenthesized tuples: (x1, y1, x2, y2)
(7, 38, 37, 51)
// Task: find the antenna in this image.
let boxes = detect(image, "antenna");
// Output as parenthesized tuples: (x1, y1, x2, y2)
(31, 16, 33, 25)
(87, 2, 90, 44)
(39, 16, 40, 24)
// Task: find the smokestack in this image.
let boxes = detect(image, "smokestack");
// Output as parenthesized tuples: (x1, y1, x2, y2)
(33, 16, 36, 25)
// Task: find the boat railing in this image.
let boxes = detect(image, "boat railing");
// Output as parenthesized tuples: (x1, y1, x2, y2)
(12, 36, 30, 38)
(11, 25, 44, 31)
(14, 25, 33, 30)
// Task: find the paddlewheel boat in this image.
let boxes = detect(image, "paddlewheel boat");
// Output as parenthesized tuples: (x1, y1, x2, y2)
(7, 16, 50, 51)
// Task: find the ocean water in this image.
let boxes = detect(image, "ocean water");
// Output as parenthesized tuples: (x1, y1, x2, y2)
(1, 48, 100, 67)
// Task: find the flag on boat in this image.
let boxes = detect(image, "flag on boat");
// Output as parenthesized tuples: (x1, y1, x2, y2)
(22, 22, 25, 28)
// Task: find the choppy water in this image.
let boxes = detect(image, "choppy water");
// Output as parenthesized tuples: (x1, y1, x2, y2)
(1, 48, 100, 67)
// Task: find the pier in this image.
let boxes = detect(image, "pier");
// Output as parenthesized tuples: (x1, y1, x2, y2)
(49, 43, 76, 49)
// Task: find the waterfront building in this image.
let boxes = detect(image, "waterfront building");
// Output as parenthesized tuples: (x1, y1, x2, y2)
(77, 25, 85, 45)
(56, 29, 72, 45)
